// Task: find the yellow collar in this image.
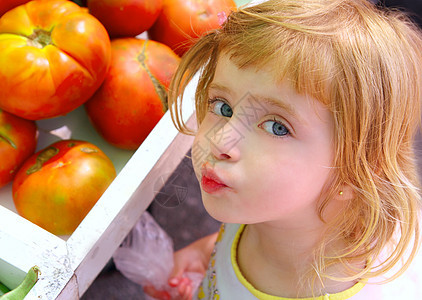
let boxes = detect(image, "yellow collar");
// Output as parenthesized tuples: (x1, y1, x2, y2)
(230, 224, 366, 300)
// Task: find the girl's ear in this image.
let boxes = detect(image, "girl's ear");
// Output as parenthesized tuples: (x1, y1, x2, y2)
(335, 184, 355, 201)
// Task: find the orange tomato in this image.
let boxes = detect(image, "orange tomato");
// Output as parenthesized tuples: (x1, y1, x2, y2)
(0, 0, 111, 120)
(13, 140, 116, 235)
(85, 38, 180, 150)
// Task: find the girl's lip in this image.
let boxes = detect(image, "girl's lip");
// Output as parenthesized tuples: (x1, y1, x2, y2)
(200, 164, 229, 194)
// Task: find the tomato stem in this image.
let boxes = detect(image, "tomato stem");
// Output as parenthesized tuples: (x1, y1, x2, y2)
(28, 28, 53, 49)
(0, 133, 17, 149)
(137, 41, 169, 112)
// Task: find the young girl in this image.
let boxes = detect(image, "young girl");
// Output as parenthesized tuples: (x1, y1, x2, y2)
(144, 0, 422, 298)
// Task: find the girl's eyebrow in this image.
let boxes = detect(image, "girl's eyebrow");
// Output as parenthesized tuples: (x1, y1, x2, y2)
(208, 82, 231, 94)
(258, 96, 302, 123)
(208, 82, 301, 123)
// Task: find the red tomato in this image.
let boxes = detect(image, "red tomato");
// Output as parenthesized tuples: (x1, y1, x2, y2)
(85, 38, 180, 150)
(12, 140, 116, 235)
(0, 0, 31, 17)
(87, 0, 163, 38)
(0, 109, 37, 188)
(148, 0, 236, 56)
(0, 0, 111, 120)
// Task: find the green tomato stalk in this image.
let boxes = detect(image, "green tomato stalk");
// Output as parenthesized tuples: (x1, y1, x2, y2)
(0, 281, 10, 296)
(0, 266, 40, 299)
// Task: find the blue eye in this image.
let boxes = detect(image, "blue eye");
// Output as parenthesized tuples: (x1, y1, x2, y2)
(261, 120, 290, 136)
(210, 99, 233, 117)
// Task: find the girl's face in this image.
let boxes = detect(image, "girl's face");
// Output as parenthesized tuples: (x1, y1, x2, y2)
(192, 54, 337, 227)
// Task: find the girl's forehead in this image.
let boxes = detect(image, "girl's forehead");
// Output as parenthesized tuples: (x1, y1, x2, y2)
(212, 53, 281, 95)
(213, 50, 333, 108)
(215, 51, 283, 83)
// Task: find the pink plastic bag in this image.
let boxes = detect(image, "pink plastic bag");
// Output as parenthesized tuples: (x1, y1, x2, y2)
(113, 212, 203, 299)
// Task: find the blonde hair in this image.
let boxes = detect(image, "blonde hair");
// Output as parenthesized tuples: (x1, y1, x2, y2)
(169, 0, 422, 288)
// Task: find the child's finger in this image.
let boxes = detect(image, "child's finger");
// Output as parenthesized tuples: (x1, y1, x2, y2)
(168, 277, 180, 287)
(143, 285, 171, 300)
(183, 283, 193, 300)
(177, 277, 193, 300)
(167, 276, 193, 299)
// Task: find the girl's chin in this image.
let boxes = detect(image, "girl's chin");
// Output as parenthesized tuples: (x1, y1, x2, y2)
(202, 203, 246, 224)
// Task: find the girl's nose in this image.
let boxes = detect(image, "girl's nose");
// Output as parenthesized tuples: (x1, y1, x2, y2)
(208, 120, 242, 161)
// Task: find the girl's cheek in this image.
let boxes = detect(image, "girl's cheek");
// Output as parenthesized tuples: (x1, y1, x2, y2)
(192, 116, 220, 178)
(191, 133, 207, 181)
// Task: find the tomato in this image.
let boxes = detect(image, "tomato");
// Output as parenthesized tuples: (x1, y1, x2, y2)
(12, 140, 116, 236)
(148, 0, 236, 56)
(85, 38, 180, 150)
(0, 0, 31, 17)
(0, 0, 111, 120)
(0, 109, 37, 188)
(87, 0, 163, 38)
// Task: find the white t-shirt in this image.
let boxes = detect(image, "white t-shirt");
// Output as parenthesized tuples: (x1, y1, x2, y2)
(195, 223, 422, 300)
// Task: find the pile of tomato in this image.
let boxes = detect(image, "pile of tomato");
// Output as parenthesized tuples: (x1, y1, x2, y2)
(0, 0, 236, 236)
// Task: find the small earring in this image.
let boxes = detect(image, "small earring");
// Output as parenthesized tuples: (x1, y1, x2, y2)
(339, 191, 344, 196)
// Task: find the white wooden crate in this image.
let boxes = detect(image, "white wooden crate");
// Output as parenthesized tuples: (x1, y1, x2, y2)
(0, 76, 197, 299)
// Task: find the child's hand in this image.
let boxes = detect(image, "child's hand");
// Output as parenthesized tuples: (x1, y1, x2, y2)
(143, 232, 219, 300)
(143, 245, 207, 300)
(168, 276, 194, 300)
(143, 276, 193, 300)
